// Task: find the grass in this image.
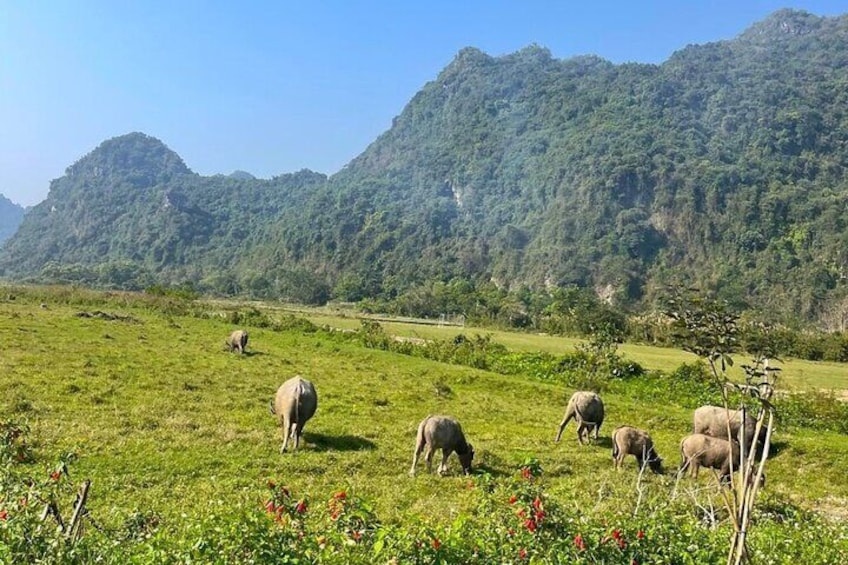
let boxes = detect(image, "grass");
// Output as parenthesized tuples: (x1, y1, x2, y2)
(279, 305, 848, 392)
(1, 290, 848, 561)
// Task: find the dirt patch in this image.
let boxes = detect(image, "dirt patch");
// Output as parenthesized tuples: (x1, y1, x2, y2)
(816, 496, 848, 521)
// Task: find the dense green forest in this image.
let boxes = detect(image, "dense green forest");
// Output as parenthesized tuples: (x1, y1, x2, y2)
(0, 194, 24, 244)
(3, 9, 848, 326)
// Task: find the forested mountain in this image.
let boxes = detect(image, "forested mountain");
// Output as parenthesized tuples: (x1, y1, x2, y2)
(0, 194, 24, 244)
(0, 133, 328, 299)
(3, 9, 848, 322)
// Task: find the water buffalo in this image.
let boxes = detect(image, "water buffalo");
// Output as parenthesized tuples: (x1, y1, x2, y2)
(410, 415, 474, 476)
(270, 376, 318, 453)
(679, 433, 741, 483)
(612, 425, 664, 473)
(226, 330, 249, 354)
(693, 405, 767, 450)
(555, 391, 605, 444)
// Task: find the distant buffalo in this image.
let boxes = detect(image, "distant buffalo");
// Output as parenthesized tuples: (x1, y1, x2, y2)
(270, 376, 318, 453)
(693, 405, 767, 450)
(410, 415, 475, 476)
(555, 391, 605, 444)
(226, 330, 249, 354)
(612, 425, 664, 473)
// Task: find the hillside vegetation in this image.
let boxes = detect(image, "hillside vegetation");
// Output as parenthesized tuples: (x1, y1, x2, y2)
(0, 195, 24, 244)
(1, 287, 846, 563)
(4, 10, 848, 324)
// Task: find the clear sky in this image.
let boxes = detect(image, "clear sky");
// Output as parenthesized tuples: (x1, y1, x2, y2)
(1, 1, 845, 207)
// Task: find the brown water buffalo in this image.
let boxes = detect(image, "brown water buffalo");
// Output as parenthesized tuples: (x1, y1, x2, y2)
(270, 376, 318, 453)
(555, 391, 605, 444)
(612, 425, 664, 473)
(410, 415, 474, 476)
(679, 433, 740, 483)
(692, 405, 767, 450)
(226, 329, 249, 354)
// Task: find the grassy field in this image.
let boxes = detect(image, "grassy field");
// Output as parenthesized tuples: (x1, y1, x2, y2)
(279, 305, 848, 392)
(2, 290, 847, 562)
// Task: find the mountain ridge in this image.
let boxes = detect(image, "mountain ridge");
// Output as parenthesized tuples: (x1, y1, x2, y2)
(3, 9, 848, 322)
(0, 194, 25, 244)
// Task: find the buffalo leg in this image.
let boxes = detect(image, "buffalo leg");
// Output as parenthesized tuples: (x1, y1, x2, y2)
(280, 417, 291, 453)
(425, 446, 436, 473)
(437, 449, 451, 475)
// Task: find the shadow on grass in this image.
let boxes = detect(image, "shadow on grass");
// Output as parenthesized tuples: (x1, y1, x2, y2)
(471, 462, 511, 478)
(242, 350, 267, 357)
(766, 440, 788, 457)
(557, 436, 612, 449)
(593, 436, 613, 449)
(304, 432, 377, 452)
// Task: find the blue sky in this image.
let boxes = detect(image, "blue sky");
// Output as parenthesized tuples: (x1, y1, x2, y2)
(1, 1, 845, 207)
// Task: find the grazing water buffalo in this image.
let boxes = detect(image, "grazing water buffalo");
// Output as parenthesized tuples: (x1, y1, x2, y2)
(612, 425, 664, 473)
(410, 415, 474, 476)
(270, 376, 318, 453)
(692, 405, 767, 450)
(678, 433, 741, 484)
(226, 330, 249, 354)
(555, 391, 605, 444)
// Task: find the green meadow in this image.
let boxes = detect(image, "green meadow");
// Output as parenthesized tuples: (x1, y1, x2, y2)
(1, 288, 847, 563)
(280, 304, 848, 391)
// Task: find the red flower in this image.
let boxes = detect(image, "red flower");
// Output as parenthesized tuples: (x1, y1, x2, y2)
(432, 537, 442, 550)
(517, 508, 527, 518)
(574, 534, 586, 551)
(631, 560, 639, 565)
(352, 530, 362, 541)
(0, 510, 7, 521)
(331, 509, 341, 521)
(333, 490, 347, 500)
(509, 495, 518, 504)
(637, 530, 645, 540)
(534, 510, 545, 522)
(618, 538, 627, 550)
(612, 529, 622, 540)
(264, 500, 276, 514)
(532, 497, 542, 511)
(518, 548, 528, 560)
(524, 519, 537, 532)
(50, 471, 61, 481)
(295, 500, 308, 514)
(521, 467, 533, 480)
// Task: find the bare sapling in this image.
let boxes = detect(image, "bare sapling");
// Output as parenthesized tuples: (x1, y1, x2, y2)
(663, 289, 780, 565)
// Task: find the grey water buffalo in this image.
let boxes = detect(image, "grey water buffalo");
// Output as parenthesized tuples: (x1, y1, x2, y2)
(679, 433, 742, 484)
(693, 405, 767, 450)
(270, 376, 318, 453)
(612, 426, 664, 473)
(410, 415, 475, 476)
(226, 330, 249, 354)
(555, 391, 605, 444)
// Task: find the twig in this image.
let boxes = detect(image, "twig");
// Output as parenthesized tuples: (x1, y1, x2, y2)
(632, 452, 648, 517)
(66, 480, 91, 541)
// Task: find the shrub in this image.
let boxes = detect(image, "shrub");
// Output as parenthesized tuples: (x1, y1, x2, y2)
(228, 307, 275, 329)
